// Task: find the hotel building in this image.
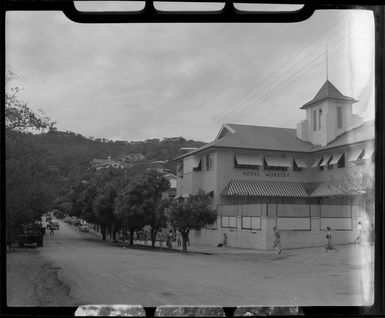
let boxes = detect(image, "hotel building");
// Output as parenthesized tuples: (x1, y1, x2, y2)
(174, 80, 374, 250)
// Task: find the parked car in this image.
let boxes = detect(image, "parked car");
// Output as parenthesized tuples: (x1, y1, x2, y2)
(17, 224, 44, 247)
(80, 225, 89, 232)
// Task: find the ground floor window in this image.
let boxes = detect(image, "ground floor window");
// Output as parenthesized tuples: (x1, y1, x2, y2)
(221, 216, 236, 228)
(241, 216, 261, 230)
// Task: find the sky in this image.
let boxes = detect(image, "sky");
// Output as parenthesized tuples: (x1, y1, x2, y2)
(6, 5, 374, 142)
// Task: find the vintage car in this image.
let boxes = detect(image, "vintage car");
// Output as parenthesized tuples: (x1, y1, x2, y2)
(17, 224, 44, 247)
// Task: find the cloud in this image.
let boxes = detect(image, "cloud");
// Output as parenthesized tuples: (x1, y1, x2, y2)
(6, 10, 374, 142)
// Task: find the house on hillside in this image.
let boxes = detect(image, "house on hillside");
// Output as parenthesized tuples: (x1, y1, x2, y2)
(163, 173, 177, 199)
(90, 157, 130, 170)
(122, 153, 145, 162)
(173, 80, 374, 250)
(163, 136, 185, 143)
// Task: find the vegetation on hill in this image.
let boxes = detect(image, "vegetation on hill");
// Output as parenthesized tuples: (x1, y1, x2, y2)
(26, 130, 205, 177)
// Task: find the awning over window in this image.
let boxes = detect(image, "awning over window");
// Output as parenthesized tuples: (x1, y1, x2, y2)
(264, 156, 291, 167)
(293, 158, 308, 168)
(363, 148, 374, 160)
(311, 180, 367, 197)
(191, 157, 201, 169)
(235, 154, 263, 166)
(319, 155, 331, 167)
(329, 152, 343, 165)
(312, 157, 322, 167)
(348, 149, 364, 162)
(222, 180, 307, 197)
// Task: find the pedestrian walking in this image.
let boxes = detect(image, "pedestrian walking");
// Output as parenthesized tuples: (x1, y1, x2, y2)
(325, 227, 338, 252)
(166, 230, 173, 248)
(353, 221, 362, 244)
(176, 231, 182, 247)
(273, 227, 281, 254)
(49, 224, 54, 235)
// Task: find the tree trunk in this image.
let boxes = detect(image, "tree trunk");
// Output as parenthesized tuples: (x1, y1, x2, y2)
(101, 226, 106, 240)
(182, 232, 188, 252)
(129, 231, 134, 245)
(151, 228, 158, 247)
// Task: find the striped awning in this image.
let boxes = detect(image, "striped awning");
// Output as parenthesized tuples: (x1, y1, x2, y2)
(264, 156, 291, 167)
(329, 152, 343, 165)
(235, 154, 263, 166)
(348, 149, 363, 162)
(312, 157, 322, 167)
(310, 180, 367, 197)
(320, 155, 331, 167)
(363, 148, 374, 160)
(222, 180, 308, 197)
(293, 157, 308, 168)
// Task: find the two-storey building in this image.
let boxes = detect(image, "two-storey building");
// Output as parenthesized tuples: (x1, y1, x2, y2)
(174, 80, 374, 250)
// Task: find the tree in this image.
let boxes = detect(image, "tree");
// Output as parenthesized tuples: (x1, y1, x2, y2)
(114, 182, 146, 245)
(93, 182, 119, 241)
(5, 68, 57, 248)
(169, 190, 217, 252)
(128, 171, 170, 247)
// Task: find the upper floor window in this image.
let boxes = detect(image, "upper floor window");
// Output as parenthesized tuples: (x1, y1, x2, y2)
(205, 155, 213, 170)
(318, 109, 322, 129)
(337, 153, 345, 168)
(337, 106, 343, 129)
(313, 110, 317, 131)
(293, 158, 302, 171)
(176, 162, 183, 177)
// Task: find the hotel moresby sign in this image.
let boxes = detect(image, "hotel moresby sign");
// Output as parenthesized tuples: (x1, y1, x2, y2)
(242, 170, 290, 178)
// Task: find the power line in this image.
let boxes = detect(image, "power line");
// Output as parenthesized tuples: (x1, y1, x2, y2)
(196, 41, 350, 141)
(190, 14, 350, 141)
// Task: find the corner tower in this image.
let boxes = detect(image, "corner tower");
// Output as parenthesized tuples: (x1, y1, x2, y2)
(296, 80, 363, 146)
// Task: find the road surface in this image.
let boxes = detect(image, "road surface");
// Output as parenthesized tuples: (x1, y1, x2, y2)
(7, 219, 373, 307)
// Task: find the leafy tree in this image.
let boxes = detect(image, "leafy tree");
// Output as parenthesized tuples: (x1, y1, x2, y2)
(5, 69, 55, 132)
(93, 182, 119, 241)
(5, 68, 57, 248)
(128, 171, 171, 247)
(114, 180, 147, 245)
(169, 190, 217, 252)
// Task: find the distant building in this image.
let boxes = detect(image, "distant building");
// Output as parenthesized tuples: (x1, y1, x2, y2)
(130, 141, 144, 145)
(163, 136, 185, 143)
(122, 153, 145, 162)
(114, 140, 129, 145)
(163, 173, 177, 199)
(145, 138, 160, 143)
(90, 157, 130, 170)
(174, 80, 374, 250)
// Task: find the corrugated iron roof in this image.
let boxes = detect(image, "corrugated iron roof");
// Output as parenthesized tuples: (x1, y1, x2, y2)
(310, 180, 367, 197)
(222, 180, 308, 198)
(173, 119, 374, 162)
(301, 80, 358, 109)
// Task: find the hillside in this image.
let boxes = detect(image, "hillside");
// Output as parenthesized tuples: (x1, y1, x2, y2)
(26, 130, 205, 177)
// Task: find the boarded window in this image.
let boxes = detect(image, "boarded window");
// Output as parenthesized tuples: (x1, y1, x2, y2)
(276, 204, 310, 217)
(221, 216, 236, 228)
(277, 218, 310, 230)
(242, 217, 261, 230)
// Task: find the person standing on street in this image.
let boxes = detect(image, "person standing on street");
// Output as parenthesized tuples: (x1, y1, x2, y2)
(325, 227, 338, 252)
(353, 221, 362, 245)
(273, 227, 281, 254)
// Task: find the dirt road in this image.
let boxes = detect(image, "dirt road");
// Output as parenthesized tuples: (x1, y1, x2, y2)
(7, 219, 374, 307)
